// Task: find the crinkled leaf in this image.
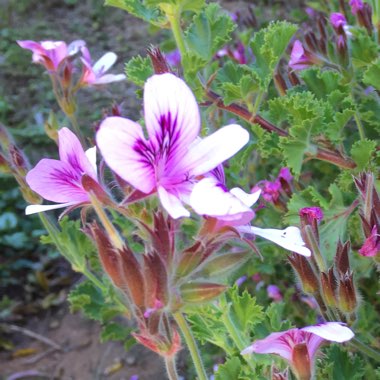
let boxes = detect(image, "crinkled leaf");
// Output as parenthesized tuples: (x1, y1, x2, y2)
(105, 0, 165, 26)
(350, 139, 376, 170)
(215, 357, 242, 380)
(350, 28, 379, 68)
(363, 58, 380, 91)
(100, 322, 132, 343)
(184, 3, 235, 61)
(249, 21, 297, 89)
(228, 286, 264, 335)
(125, 55, 154, 87)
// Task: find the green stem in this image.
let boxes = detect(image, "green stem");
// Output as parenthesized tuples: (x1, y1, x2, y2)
(66, 111, 85, 146)
(250, 91, 264, 116)
(173, 312, 207, 380)
(167, 10, 186, 59)
(164, 355, 179, 380)
(354, 111, 365, 140)
(304, 225, 327, 273)
(350, 337, 380, 362)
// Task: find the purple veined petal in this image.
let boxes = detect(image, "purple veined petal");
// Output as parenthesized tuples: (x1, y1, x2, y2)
(25, 201, 78, 215)
(90, 73, 126, 85)
(26, 158, 90, 203)
(67, 40, 86, 56)
(96, 116, 156, 194)
(143, 73, 200, 158)
(239, 226, 311, 256)
(40, 41, 68, 69)
(241, 330, 294, 361)
(190, 177, 254, 224)
(58, 128, 97, 180)
(230, 188, 261, 207)
(157, 185, 190, 219)
(81, 46, 92, 64)
(93, 52, 117, 75)
(182, 124, 249, 177)
(85, 146, 97, 177)
(301, 322, 354, 343)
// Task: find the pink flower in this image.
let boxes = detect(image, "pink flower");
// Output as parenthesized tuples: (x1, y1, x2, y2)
(96, 73, 249, 219)
(358, 225, 380, 257)
(267, 285, 283, 302)
(79, 47, 125, 86)
(166, 49, 181, 67)
(241, 322, 354, 380)
(289, 40, 321, 71)
(350, 0, 364, 14)
(330, 13, 347, 29)
(252, 180, 281, 202)
(17, 40, 85, 72)
(299, 207, 324, 224)
(25, 128, 97, 214)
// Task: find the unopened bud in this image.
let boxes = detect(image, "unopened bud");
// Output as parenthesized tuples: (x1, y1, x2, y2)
(335, 241, 350, 275)
(9, 144, 29, 175)
(321, 269, 337, 308)
(338, 272, 357, 313)
(288, 254, 319, 294)
(147, 45, 171, 74)
(44, 112, 59, 141)
(62, 62, 73, 89)
(274, 72, 287, 96)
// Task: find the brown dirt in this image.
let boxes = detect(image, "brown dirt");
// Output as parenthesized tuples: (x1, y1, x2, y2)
(0, 305, 166, 380)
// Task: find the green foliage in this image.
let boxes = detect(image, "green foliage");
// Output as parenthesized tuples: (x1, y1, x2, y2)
(350, 28, 379, 68)
(249, 21, 297, 89)
(318, 346, 367, 380)
(125, 55, 154, 87)
(41, 217, 95, 272)
(363, 58, 380, 91)
(350, 139, 377, 170)
(215, 357, 242, 380)
(104, 0, 165, 26)
(100, 321, 133, 343)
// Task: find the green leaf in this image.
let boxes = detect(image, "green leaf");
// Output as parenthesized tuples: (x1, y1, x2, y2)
(363, 58, 380, 91)
(125, 55, 154, 87)
(249, 21, 297, 89)
(184, 3, 235, 61)
(279, 121, 317, 175)
(104, 0, 165, 26)
(350, 28, 379, 68)
(228, 286, 264, 335)
(318, 345, 366, 380)
(100, 322, 132, 343)
(350, 139, 376, 170)
(215, 357, 242, 380)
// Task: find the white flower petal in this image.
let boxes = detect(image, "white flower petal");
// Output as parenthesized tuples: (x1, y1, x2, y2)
(25, 202, 77, 215)
(302, 322, 354, 343)
(158, 186, 190, 219)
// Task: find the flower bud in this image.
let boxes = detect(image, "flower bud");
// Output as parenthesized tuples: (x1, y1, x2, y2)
(147, 46, 171, 74)
(9, 144, 29, 176)
(335, 240, 350, 275)
(320, 269, 337, 308)
(288, 253, 319, 294)
(338, 272, 357, 313)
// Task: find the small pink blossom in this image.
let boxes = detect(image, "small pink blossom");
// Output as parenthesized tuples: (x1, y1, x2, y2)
(330, 13, 347, 29)
(17, 40, 85, 72)
(299, 207, 324, 224)
(358, 225, 380, 257)
(25, 127, 97, 215)
(289, 40, 321, 71)
(242, 322, 354, 379)
(252, 180, 281, 203)
(349, 0, 364, 14)
(166, 49, 181, 67)
(79, 47, 125, 86)
(235, 275, 248, 287)
(97, 73, 249, 219)
(267, 285, 283, 302)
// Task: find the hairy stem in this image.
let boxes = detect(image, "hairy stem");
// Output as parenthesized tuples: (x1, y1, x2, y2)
(350, 337, 380, 362)
(167, 10, 186, 59)
(165, 356, 179, 380)
(173, 312, 207, 380)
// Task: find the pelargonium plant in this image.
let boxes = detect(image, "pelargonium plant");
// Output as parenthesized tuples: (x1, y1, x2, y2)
(2, 0, 380, 379)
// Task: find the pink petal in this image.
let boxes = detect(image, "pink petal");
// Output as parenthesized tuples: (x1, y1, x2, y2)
(85, 146, 97, 177)
(40, 41, 68, 69)
(26, 159, 89, 203)
(181, 124, 249, 176)
(301, 322, 354, 343)
(241, 330, 295, 361)
(93, 52, 117, 75)
(190, 177, 254, 224)
(143, 73, 200, 159)
(17, 40, 45, 54)
(238, 226, 311, 256)
(96, 116, 156, 194)
(58, 128, 97, 180)
(157, 186, 190, 219)
(25, 202, 78, 215)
